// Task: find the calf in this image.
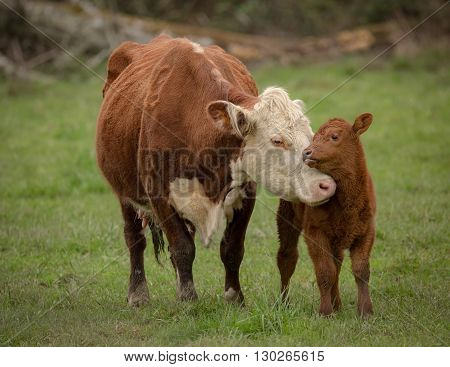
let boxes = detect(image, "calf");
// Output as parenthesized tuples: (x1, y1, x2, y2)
(277, 113, 376, 317)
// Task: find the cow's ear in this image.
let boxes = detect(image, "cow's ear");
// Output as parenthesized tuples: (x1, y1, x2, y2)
(207, 101, 252, 138)
(293, 99, 306, 112)
(353, 113, 373, 136)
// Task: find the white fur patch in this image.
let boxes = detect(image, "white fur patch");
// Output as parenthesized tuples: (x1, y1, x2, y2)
(169, 178, 225, 246)
(223, 187, 243, 221)
(168, 158, 248, 246)
(224, 158, 248, 221)
(191, 42, 204, 53)
(211, 68, 223, 81)
(225, 86, 333, 203)
(224, 287, 238, 301)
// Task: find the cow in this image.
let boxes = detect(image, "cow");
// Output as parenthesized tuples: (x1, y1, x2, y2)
(276, 113, 376, 317)
(96, 35, 336, 307)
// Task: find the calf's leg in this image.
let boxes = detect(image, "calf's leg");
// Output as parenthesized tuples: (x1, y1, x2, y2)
(121, 202, 150, 307)
(331, 250, 343, 311)
(151, 198, 198, 301)
(350, 234, 374, 318)
(276, 200, 302, 303)
(305, 230, 337, 316)
(220, 183, 255, 304)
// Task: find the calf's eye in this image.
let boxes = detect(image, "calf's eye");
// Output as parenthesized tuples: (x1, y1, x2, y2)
(331, 134, 338, 141)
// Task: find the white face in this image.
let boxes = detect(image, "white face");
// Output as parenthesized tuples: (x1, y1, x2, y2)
(208, 87, 336, 205)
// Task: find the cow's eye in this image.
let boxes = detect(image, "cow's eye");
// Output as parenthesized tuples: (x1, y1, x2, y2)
(271, 136, 285, 147)
(331, 134, 338, 141)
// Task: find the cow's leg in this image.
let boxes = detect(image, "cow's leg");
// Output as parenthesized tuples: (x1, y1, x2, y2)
(350, 232, 374, 318)
(306, 230, 337, 316)
(184, 220, 196, 240)
(151, 198, 197, 301)
(121, 202, 150, 307)
(276, 200, 302, 303)
(220, 183, 256, 304)
(330, 249, 343, 311)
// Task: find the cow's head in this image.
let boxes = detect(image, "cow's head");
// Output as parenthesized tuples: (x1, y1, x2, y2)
(207, 87, 336, 206)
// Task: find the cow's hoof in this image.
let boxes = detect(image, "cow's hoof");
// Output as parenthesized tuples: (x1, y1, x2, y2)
(358, 304, 373, 319)
(224, 287, 244, 305)
(177, 281, 198, 301)
(127, 282, 150, 307)
(280, 296, 292, 308)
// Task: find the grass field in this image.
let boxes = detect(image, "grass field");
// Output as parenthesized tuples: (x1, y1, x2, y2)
(0, 51, 449, 346)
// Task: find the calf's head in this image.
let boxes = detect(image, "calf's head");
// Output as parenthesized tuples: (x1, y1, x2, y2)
(303, 113, 373, 175)
(208, 87, 335, 205)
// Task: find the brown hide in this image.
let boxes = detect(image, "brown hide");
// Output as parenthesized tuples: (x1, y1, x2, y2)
(96, 35, 259, 305)
(97, 35, 258, 204)
(277, 114, 376, 318)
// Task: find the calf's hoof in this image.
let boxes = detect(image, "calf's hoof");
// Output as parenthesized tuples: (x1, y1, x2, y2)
(224, 287, 244, 306)
(319, 303, 334, 317)
(177, 281, 198, 301)
(127, 281, 150, 307)
(332, 297, 342, 312)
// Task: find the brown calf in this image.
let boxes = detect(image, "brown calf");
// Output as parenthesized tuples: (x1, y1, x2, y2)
(277, 113, 376, 317)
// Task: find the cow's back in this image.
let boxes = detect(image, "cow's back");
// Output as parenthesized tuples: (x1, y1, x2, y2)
(96, 35, 257, 200)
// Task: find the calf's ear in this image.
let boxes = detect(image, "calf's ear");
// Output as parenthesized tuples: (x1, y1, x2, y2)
(207, 101, 253, 138)
(353, 113, 373, 136)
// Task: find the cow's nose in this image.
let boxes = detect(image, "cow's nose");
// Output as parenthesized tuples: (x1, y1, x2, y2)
(302, 149, 312, 161)
(318, 179, 336, 196)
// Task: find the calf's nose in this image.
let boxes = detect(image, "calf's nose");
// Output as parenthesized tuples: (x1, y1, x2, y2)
(302, 149, 312, 161)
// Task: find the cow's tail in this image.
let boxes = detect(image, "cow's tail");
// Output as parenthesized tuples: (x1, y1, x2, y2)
(149, 219, 165, 265)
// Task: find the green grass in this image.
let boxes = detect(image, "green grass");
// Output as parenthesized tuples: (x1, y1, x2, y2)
(0, 52, 449, 346)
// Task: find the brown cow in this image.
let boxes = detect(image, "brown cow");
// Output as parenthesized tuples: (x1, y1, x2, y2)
(277, 113, 376, 317)
(96, 35, 335, 306)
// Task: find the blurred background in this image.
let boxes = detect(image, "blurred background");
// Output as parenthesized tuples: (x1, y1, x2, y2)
(0, 0, 448, 81)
